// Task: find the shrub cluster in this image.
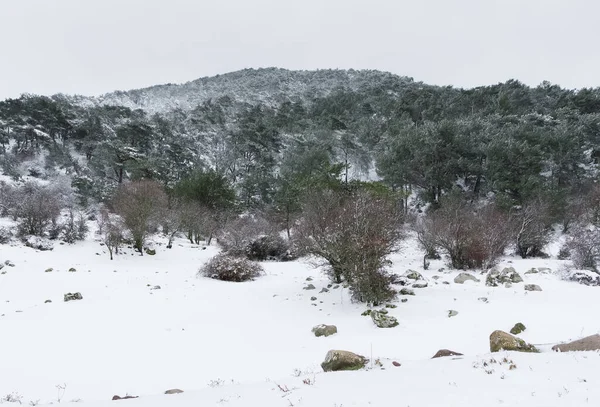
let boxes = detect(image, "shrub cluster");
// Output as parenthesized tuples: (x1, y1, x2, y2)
(199, 254, 264, 282)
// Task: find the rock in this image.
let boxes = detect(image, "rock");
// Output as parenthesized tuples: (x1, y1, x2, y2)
(432, 349, 464, 359)
(552, 334, 600, 352)
(44, 300, 52, 304)
(385, 304, 397, 309)
(303, 284, 316, 290)
(510, 322, 526, 335)
(164, 389, 184, 395)
(538, 267, 551, 274)
(454, 273, 480, 284)
(478, 297, 489, 303)
(448, 310, 459, 318)
(371, 309, 398, 328)
(45, 268, 53, 273)
(524, 284, 542, 292)
(332, 285, 340, 289)
(68, 268, 77, 272)
(401, 298, 408, 303)
(321, 350, 367, 372)
(392, 361, 401, 367)
(312, 324, 338, 337)
(404, 270, 423, 280)
(310, 296, 317, 301)
(489, 330, 539, 353)
(144, 248, 156, 255)
(486, 267, 523, 287)
(64, 292, 83, 302)
(442, 281, 450, 285)
(25, 236, 54, 251)
(504, 282, 513, 288)
(412, 282, 428, 289)
(112, 395, 138, 400)
(5, 260, 14, 267)
(306, 277, 313, 281)
(525, 268, 539, 274)
(399, 288, 415, 296)
(566, 270, 600, 286)
(432, 275, 440, 280)
(319, 288, 329, 293)
(151, 285, 161, 290)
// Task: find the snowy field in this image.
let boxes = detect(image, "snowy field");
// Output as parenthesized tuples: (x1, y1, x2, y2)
(1, 228, 599, 407)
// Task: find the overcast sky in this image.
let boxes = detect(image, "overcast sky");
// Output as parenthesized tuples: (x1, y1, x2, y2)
(0, 0, 598, 100)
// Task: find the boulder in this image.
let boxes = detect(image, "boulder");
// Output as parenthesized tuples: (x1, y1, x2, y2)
(404, 270, 424, 280)
(552, 334, 600, 352)
(164, 389, 184, 395)
(432, 349, 464, 359)
(68, 268, 77, 272)
(489, 330, 539, 353)
(64, 292, 83, 302)
(566, 270, 600, 286)
(312, 324, 338, 337)
(112, 395, 138, 400)
(321, 350, 367, 372)
(371, 309, 399, 328)
(303, 284, 316, 290)
(486, 267, 523, 287)
(144, 248, 156, 255)
(454, 273, 480, 284)
(44, 300, 52, 304)
(510, 322, 526, 335)
(448, 310, 459, 318)
(399, 288, 415, 296)
(478, 297, 489, 303)
(412, 282, 428, 289)
(524, 284, 542, 292)
(319, 288, 329, 293)
(25, 236, 54, 251)
(525, 268, 539, 275)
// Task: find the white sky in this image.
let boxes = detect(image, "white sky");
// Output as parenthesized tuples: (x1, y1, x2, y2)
(0, 0, 598, 100)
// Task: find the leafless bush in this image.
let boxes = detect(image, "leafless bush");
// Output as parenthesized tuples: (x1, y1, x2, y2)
(112, 180, 167, 254)
(198, 253, 264, 282)
(514, 199, 553, 258)
(423, 198, 514, 269)
(566, 225, 600, 272)
(295, 189, 403, 304)
(15, 182, 63, 237)
(178, 202, 224, 246)
(218, 213, 275, 255)
(61, 210, 89, 243)
(0, 227, 12, 244)
(97, 208, 125, 260)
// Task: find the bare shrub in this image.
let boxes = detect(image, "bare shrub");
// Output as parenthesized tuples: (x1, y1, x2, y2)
(424, 198, 514, 269)
(295, 188, 403, 304)
(112, 180, 167, 254)
(566, 225, 600, 272)
(514, 199, 553, 258)
(198, 253, 264, 282)
(218, 213, 274, 255)
(0, 227, 12, 244)
(97, 208, 125, 260)
(245, 234, 296, 261)
(15, 182, 63, 237)
(61, 210, 89, 243)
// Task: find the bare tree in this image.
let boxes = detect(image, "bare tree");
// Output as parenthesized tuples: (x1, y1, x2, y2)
(567, 225, 600, 272)
(97, 208, 124, 260)
(514, 199, 553, 258)
(15, 182, 63, 237)
(296, 188, 404, 304)
(111, 180, 167, 255)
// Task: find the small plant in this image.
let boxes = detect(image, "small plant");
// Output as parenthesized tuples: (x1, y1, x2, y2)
(1, 392, 23, 404)
(198, 254, 264, 282)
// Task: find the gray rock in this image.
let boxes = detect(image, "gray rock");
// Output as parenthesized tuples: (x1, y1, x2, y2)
(401, 298, 408, 303)
(321, 350, 367, 372)
(319, 287, 329, 293)
(45, 268, 53, 273)
(412, 282, 428, 289)
(524, 284, 542, 292)
(5, 260, 14, 267)
(454, 273, 480, 284)
(448, 310, 459, 318)
(306, 277, 313, 281)
(486, 267, 523, 287)
(303, 284, 316, 290)
(478, 297, 489, 303)
(371, 309, 399, 328)
(310, 296, 317, 301)
(312, 324, 338, 337)
(68, 268, 77, 272)
(432, 349, 463, 359)
(44, 300, 52, 304)
(400, 288, 415, 296)
(525, 268, 539, 275)
(64, 292, 83, 302)
(552, 334, 600, 352)
(164, 389, 184, 395)
(151, 285, 161, 290)
(489, 330, 538, 353)
(404, 270, 423, 280)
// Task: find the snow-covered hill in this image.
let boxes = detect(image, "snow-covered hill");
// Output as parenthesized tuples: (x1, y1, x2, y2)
(64, 68, 413, 114)
(0, 228, 599, 406)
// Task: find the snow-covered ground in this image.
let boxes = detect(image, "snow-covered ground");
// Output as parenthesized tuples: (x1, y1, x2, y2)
(0, 230, 599, 406)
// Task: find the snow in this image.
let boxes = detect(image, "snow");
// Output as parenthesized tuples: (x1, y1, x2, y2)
(0, 229, 600, 406)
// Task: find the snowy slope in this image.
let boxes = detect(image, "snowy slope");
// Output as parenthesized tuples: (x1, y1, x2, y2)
(0, 231, 599, 406)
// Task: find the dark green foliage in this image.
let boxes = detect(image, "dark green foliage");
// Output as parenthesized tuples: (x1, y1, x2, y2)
(173, 169, 235, 210)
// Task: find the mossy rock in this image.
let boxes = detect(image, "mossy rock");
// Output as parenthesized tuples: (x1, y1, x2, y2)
(400, 288, 415, 296)
(486, 267, 523, 287)
(510, 322, 527, 335)
(321, 350, 367, 372)
(371, 309, 398, 328)
(404, 270, 424, 280)
(490, 330, 538, 353)
(312, 324, 338, 337)
(144, 248, 156, 255)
